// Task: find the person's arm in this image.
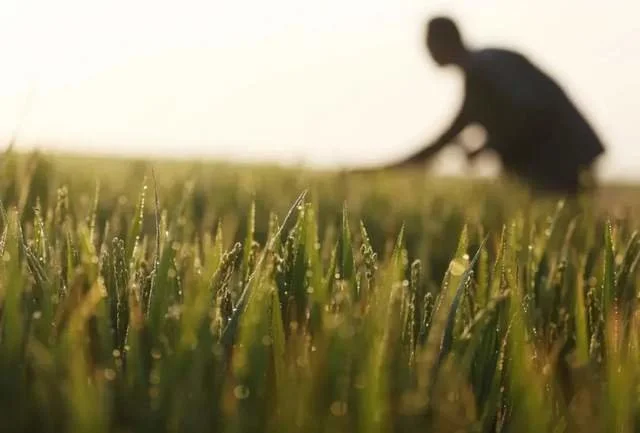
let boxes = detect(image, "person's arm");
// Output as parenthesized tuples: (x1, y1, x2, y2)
(382, 104, 470, 170)
(345, 109, 468, 176)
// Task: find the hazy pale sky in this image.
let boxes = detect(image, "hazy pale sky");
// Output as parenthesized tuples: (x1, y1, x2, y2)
(1, 0, 639, 179)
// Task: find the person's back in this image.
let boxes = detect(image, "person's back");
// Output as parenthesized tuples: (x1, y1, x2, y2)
(462, 47, 605, 192)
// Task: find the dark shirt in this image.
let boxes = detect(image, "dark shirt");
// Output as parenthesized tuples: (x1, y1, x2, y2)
(458, 48, 605, 180)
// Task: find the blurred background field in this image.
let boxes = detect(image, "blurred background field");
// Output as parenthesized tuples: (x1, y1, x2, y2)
(2, 148, 640, 432)
(7, 148, 639, 283)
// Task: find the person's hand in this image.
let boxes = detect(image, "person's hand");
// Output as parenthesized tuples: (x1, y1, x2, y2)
(465, 147, 484, 164)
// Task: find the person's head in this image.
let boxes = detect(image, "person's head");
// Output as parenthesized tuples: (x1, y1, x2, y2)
(426, 16, 468, 66)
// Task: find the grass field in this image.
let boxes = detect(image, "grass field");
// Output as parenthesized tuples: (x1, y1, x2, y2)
(2, 148, 640, 433)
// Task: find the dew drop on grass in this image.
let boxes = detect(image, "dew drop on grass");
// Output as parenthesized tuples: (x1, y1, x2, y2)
(166, 305, 182, 319)
(103, 369, 116, 381)
(330, 401, 348, 417)
(112, 349, 121, 358)
(261, 335, 272, 346)
(449, 259, 466, 277)
(233, 385, 250, 400)
(151, 349, 162, 360)
(32, 311, 42, 320)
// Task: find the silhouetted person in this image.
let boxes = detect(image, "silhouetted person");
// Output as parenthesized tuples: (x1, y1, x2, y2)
(374, 16, 606, 195)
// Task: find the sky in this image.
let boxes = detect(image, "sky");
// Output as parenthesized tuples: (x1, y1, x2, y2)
(1, 0, 639, 179)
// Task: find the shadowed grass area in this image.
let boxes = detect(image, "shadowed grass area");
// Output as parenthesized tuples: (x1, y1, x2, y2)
(1, 148, 640, 432)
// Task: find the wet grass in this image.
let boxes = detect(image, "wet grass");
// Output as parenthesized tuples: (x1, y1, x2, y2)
(1, 149, 640, 432)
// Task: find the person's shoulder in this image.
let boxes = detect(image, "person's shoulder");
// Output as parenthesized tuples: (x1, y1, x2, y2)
(469, 47, 531, 68)
(467, 47, 563, 104)
(473, 47, 518, 58)
(467, 47, 545, 85)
